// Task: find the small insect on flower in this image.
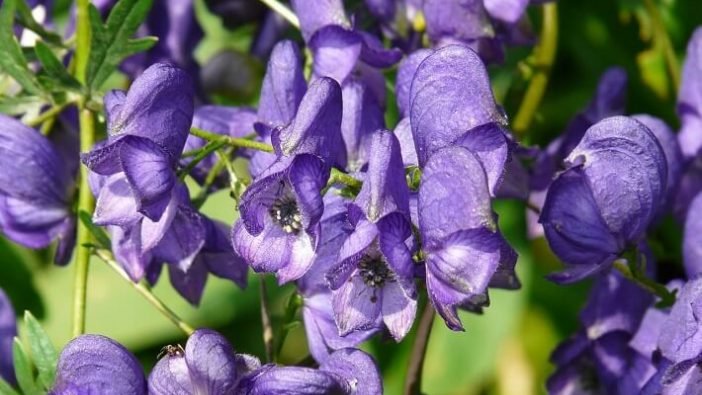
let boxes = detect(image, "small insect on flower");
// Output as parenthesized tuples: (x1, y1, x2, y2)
(157, 344, 185, 360)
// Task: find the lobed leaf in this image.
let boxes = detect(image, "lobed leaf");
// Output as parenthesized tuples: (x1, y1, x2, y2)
(12, 339, 41, 395)
(0, 0, 42, 95)
(34, 41, 82, 92)
(23, 311, 57, 390)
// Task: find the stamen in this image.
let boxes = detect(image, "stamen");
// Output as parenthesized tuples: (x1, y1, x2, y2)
(269, 193, 303, 234)
(359, 254, 395, 292)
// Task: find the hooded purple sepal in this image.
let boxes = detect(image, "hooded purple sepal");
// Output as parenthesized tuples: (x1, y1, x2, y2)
(257, 40, 307, 128)
(396, 49, 432, 119)
(0, 289, 16, 385)
(423, 0, 494, 45)
(484, 0, 530, 24)
(677, 27, 702, 159)
(290, 0, 350, 42)
(418, 147, 518, 330)
(0, 115, 75, 263)
(658, 276, 702, 364)
(82, 63, 194, 221)
(51, 335, 146, 395)
(340, 79, 385, 172)
(148, 329, 251, 395)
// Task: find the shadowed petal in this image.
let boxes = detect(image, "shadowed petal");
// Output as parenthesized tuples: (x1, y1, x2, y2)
(148, 354, 194, 395)
(238, 365, 347, 394)
(332, 275, 382, 335)
(290, 0, 349, 42)
(684, 194, 702, 278)
(659, 276, 702, 363)
(396, 50, 431, 118)
(320, 348, 383, 395)
(258, 40, 307, 127)
(394, 118, 418, 166)
(93, 174, 141, 226)
(453, 122, 511, 195)
(289, 154, 330, 232)
(184, 329, 238, 393)
(168, 260, 208, 306)
(151, 206, 206, 272)
(310, 25, 363, 85)
(340, 79, 385, 171)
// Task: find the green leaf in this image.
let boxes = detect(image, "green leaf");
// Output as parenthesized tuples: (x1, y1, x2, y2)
(86, 0, 154, 90)
(23, 311, 57, 390)
(0, 377, 20, 395)
(0, 95, 44, 115)
(12, 339, 41, 395)
(14, 0, 64, 47)
(0, 0, 42, 95)
(78, 210, 111, 250)
(34, 41, 83, 92)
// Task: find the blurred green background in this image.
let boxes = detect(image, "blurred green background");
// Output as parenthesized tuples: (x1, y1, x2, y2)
(2, 0, 702, 394)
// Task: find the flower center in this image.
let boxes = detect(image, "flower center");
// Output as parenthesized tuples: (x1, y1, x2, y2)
(359, 254, 394, 290)
(269, 194, 302, 234)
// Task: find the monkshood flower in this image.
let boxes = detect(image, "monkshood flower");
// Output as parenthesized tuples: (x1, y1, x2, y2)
(233, 77, 344, 284)
(297, 191, 378, 362)
(0, 115, 76, 265)
(408, 44, 512, 195)
(418, 146, 518, 331)
(677, 27, 702, 159)
(238, 348, 382, 395)
(183, 105, 257, 185)
(50, 334, 146, 395)
(327, 130, 417, 341)
(0, 289, 16, 385)
(684, 193, 702, 278)
(149, 329, 260, 394)
(249, 40, 307, 178)
(82, 62, 194, 222)
(547, 271, 653, 394)
(539, 116, 667, 283)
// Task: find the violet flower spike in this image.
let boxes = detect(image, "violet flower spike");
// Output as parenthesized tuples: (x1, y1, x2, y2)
(418, 146, 518, 331)
(0, 115, 76, 265)
(233, 77, 344, 284)
(327, 130, 417, 341)
(50, 335, 146, 395)
(539, 116, 667, 283)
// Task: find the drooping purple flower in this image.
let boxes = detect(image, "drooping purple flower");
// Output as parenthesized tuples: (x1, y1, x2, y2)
(0, 115, 76, 264)
(677, 27, 702, 159)
(233, 77, 343, 284)
(238, 348, 382, 395)
(0, 289, 16, 385)
(182, 105, 257, 185)
(539, 116, 667, 283)
(408, 44, 511, 195)
(50, 335, 146, 395)
(418, 146, 518, 330)
(547, 271, 653, 395)
(327, 130, 417, 341)
(82, 62, 194, 222)
(149, 329, 259, 394)
(297, 191, 377, 362)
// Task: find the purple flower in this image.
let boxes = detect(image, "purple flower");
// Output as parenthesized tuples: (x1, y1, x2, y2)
(677, 27, 702, 159)
(50, 335, 146, 395)
(149, 329, 259, 394)
(0, 115, 76, 264)
(0, 289, 16, 385)
(233, 77, 343, 284)
(408, 44, 511, 195)
(290, 0, 350, 43)
(539, 116, 667, 283)
(327, 130, 417, 341)
(82, 63, 194, 222)
(297, 192, 377, 362)
(239, 348, 382, 395)
(418, 146, 518, 331)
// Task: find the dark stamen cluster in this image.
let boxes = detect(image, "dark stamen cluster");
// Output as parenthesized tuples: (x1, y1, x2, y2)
(269, 194, 302, 234)
(359, 254, 394, 290)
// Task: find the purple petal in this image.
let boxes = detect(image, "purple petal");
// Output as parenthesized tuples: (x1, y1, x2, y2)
(110, 224, 151, 282)
(238, 365, 347, 394)
(184, 329, 238, 393)
(376, 212, 414, 282)
(396, 49, 431, 119)
(290, 0, 349, 42)
(394, 118, 418, 166)
(277, 77, 344, 164)
(201, 219, 248, 288)
(0, 289, 16, 385)
(484, 0, 529, 23)
(93, 174, 141, 226)
(423, 0, 494, 44)
(147, 354, 195, 395)
(364, 0, 395, 21)
(289, 154, 330, 232)
(539, 166, 621, 280)
(168, 260, 208, 305)
(320, 348, 383, 395)
(110, 63, 194, 161)
(327, 219, 378, 289)
(120, 136, 177, 221)
(340, 79, 385, 171)
(310, 25, 363, 85)
(258, 40, 307, 127)
(677, 28, 702, 158)
(659, 276, 702, 363)
(332, 274, 382, 335)
(0, 195, 72, 249)
(418, 146, 494, 242)
(53, 335, 146, 395)
(629, 306, 668, 359)
(684, 194, 702, 278)
(409, 45, 506, 167)
(354, 130, 410, 221)
(381, 280, 417, 340)
(151, 206, 206, 272)
(453, 122, 511, 195)
(239, 157, 292, 236)
(104, 90, 126, 130)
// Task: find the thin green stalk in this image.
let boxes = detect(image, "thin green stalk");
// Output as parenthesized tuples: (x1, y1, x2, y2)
(259, 277, 274, 362)
(329, 168, 363, 190)
(257, 0, 300, 29)
(613, 259, 675, 308)
(72, 109, 95, 337)
(94, 249, 195, 336)
(190, 127, 274, 153)
(74, 0, 91, 85)
(274, 293, 302, 361)
(512, 2, 558, 137)
(642, 0, 680, 92)
(403, 303, 435, 395)
(177, 140, 226, 180)
(27, 101, 74, 128)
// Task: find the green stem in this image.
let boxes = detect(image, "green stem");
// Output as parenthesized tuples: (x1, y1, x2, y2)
(403, 302, 435, 395)
(190, 127, 274, 153)
(94, 249, 195, 336)
(328, 168, 363, 190)
(72, 108, 95, 337)
(642, 0, 680, 92)
(74, 0, 91, 85)
(512, 2, 558, 137)
(27, 101, 74, 128)
(177, 140, 226, 180)
(257, 0, 300, 29)
(275, 293, 302, 360)
(259, 277, 274, 362)
(613, 259, 676, 308)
